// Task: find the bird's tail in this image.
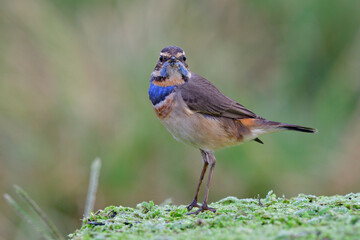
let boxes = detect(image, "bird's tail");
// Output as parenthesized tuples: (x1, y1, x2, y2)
(264, 120, 318, 133)
(239, 118, 317, 134)
(238, 118, 317, 144)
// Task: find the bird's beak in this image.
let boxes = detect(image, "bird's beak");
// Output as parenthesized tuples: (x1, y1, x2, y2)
(168, 56, 177, 66)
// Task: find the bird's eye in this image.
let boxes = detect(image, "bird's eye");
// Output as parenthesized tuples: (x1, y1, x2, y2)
(183, 56, 186, 61)
(159, 56, 164, 62)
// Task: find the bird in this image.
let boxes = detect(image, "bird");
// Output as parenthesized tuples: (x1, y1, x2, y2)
(148, 46, 317, 215)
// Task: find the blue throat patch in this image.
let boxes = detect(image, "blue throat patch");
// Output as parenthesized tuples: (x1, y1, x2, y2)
(148, 81, 176, 105)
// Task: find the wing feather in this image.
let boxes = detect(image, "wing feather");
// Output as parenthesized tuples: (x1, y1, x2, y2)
(177, 72, 260, 119)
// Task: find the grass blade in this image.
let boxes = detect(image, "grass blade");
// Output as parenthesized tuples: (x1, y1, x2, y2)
(4, 193, 52, 240)
(14, 185, 64, 240)
(84, 157, 102, 219)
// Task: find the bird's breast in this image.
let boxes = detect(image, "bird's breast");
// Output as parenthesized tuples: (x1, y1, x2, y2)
(153, 92, 176, 119)
(153, 93, 248, 151)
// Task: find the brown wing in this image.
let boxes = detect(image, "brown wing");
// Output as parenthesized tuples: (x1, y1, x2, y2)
(177, 72, 261, 119)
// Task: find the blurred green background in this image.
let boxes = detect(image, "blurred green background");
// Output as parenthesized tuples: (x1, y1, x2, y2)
(1, 0, 359, 239)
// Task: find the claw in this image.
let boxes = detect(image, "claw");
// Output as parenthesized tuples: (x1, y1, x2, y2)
(187, 202, 216, 215)
(186, 199, 200, 212)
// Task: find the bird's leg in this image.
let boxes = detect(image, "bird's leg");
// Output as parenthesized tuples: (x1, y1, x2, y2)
(188, 151, 216, 215)
(186, 150, 209, 212)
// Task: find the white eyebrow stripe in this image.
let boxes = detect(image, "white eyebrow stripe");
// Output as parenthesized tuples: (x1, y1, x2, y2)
(175, 52, 185, 58)
(160, 52, 171, 57)
(160, 52, 185, 59)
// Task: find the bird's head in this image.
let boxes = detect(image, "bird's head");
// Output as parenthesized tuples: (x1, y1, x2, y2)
(151, 46, 190, 86)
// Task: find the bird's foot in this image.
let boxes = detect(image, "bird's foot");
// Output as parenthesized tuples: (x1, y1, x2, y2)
(186, 199, 200, 212)
(187, 202, 216, 215)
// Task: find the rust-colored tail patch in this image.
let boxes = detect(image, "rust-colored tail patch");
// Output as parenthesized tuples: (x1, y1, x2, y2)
(237, 118, 264, 144)
(238, 118, 256, 128)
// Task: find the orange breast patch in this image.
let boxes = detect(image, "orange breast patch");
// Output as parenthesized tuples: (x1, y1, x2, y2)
(154, 94, 174, 119)
(153, 76, 184, 87)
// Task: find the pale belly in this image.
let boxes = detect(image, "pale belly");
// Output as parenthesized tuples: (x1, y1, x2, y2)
(153, 93, 244, 151)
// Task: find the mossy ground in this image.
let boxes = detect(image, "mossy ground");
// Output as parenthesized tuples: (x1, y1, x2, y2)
(69, 192, 360, 239)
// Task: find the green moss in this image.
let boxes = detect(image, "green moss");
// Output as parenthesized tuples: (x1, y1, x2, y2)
(69, 192, 360, 239)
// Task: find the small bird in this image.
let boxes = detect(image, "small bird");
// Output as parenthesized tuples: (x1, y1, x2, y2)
(148, 46, 317, 215)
